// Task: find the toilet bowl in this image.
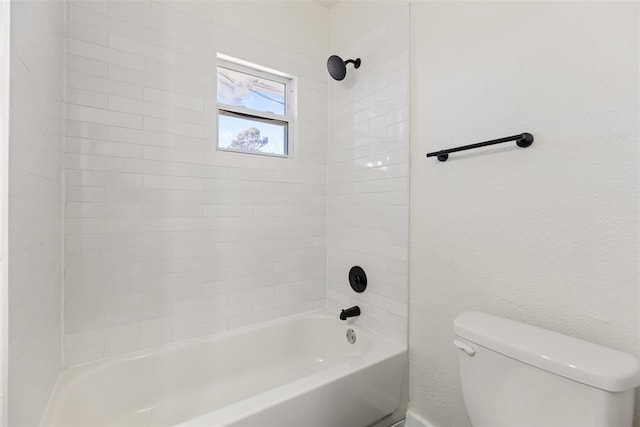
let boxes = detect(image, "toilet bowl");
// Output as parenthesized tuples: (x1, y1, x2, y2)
(454, 312, 640, 427)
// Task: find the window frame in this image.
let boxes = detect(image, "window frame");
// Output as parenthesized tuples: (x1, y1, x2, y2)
(216, 57, 294, 158)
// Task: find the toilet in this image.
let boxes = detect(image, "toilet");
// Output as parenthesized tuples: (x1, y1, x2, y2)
(454, 312, 640, 427)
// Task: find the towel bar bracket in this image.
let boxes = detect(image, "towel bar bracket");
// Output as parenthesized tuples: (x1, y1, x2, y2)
(516, 133, 534, 148)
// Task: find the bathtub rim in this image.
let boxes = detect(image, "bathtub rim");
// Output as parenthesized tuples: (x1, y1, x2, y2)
(60, 308, 404, 373)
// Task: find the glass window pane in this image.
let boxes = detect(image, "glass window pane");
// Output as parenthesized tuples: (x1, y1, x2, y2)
(217, 66, 286, 116)
(218, 112, 287, 156)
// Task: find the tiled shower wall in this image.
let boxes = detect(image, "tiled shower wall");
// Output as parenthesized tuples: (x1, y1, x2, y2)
(327, 3, 410, 345)
(63, 1, 328, 365)
(8, 1, 65, 424)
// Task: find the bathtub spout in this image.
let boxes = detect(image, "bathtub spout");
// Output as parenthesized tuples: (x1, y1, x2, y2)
(340, 306, 361, 320)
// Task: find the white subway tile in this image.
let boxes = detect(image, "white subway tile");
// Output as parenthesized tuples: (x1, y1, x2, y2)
(64, 329, 104, 351)
(142, 204, 203, 218)
(109, 1, 176, 36)
(143, 147, 203, 164)
(177, 53, 216, 75)
(108, 63, 174, 91)
(253, 295, 295, 312)
(202, 302, 252, 322)
(63, 1, 331, 367)
(68, 39, 144, 70)
(108, 127, 174, 148)
(67, 21, 109, 46)
(107, 157, 173, 176)
(104, 330, 172, 357)
(143, 175, 203, 191)
(66, 136, 144, 159)
(174, 107, 210, 125)
(172, 319, 227, 342)
(66, 87, 109, 109)
(174, 79, 214, 100)
(326, 14, 409, 344)
(104, 218, 144, 233)
(107, 1, 151, 28)
(143, 117, 209, 138)
(66, 120, 109, 139)
(109, 34, 176, 64)
(67, 54, 108, 77)
(65, 218, 106, 234)
(67, 104, 143, 129)
(108, 96, 174, 120)
(66, 186, 106, 202)
(103, 322, 141, 342)
(67, 71, 143, 99)
(66, 202, 142, 219)
(64, 344, 105, 367)
(68, 5, 145, 40)
(71, 1, 108, 15)
(65, 153, 107, 171)
(143, 87, 203, 111)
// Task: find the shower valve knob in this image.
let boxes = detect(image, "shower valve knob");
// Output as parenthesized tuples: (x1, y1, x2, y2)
(348, 266, 367, 293)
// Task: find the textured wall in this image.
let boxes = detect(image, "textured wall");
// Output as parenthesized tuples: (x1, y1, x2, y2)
(63, 0, 329, 366)
(8, 1, 65, 424)
(327, 2, 409, 345)
(408, 2, 639, 426)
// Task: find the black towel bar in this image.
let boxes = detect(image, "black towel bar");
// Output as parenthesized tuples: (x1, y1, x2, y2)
(426, 133, 534, 162)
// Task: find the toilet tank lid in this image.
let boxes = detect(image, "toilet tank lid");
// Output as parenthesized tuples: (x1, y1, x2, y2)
(454, 312, 640, 392)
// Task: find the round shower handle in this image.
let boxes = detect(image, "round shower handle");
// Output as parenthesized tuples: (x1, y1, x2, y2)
(348, 266, 367, 293)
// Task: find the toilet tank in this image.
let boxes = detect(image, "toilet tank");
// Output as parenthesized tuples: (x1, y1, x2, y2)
(454, 312, 640, 427)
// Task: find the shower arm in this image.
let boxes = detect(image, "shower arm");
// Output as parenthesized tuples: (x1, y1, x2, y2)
(344, 58, 361, 68)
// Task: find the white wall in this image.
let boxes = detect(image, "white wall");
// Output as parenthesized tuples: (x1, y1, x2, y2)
(63, 0, 329, 365)
(8, 0, 65, 424)
(409, 2, 639, 426)
(327, 2, 409, 345)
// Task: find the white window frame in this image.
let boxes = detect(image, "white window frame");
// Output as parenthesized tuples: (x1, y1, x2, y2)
(216, 56, 294, 158)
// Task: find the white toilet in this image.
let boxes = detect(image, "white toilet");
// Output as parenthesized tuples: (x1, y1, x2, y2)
(454, 312, 640, 427)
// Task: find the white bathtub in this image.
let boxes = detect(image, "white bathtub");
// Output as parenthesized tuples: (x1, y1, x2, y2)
(42, 310, 406, 427)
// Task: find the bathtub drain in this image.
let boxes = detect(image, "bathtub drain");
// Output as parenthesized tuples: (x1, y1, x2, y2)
(346, 328, 356, 344)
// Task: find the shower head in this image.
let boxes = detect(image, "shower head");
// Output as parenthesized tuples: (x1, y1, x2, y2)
(327, 55, 361, 81)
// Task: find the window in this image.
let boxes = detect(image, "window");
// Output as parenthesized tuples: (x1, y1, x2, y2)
(216, 57, 293, 157)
